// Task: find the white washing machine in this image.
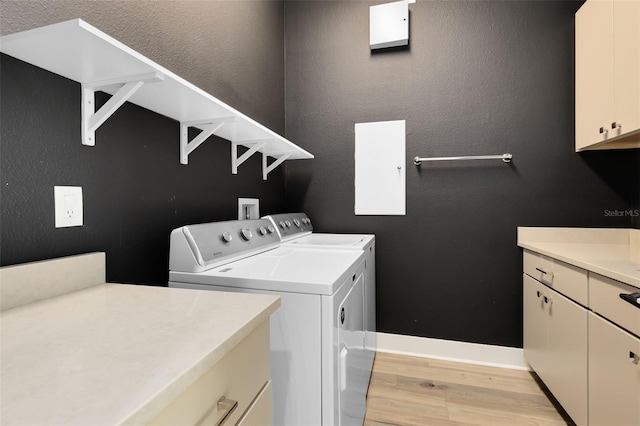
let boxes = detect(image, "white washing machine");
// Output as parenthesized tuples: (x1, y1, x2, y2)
(168, 219, 369, 426)
(263, 213, 376, 375)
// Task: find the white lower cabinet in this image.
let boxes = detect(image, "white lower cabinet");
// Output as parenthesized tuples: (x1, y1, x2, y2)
(588, 313, 640, 426)
(523, 249, 640, 426)
(149, 320, 271, 426)
(523, 275, 588, 425)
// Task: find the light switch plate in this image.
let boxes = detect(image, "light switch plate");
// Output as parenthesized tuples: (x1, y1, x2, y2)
(54, 186, 83, 228)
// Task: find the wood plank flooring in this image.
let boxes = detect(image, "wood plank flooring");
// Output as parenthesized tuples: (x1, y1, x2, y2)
(364, 352, 575, 426)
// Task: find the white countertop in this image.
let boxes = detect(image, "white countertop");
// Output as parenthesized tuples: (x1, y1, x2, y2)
(518, 227, 640, 288)
(0, 283, 280, 426)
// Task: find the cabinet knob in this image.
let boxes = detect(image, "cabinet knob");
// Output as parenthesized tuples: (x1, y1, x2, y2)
(543, 295, 553, 305)
(611, 122, 621, 130)
(630, 352, 639, 365)
(599, 127, 608, 134)
(536, 290, 543, 298)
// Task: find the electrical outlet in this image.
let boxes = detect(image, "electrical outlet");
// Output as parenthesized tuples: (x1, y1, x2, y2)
(54, 186, 83, 228)
(238, 198, 259, 220)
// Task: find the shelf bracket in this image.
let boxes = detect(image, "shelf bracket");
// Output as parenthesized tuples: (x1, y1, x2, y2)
(231, 139, 270, 174)
(262, 153, 291, 180)
(180, 117, 235, 165)
(82, 72, 164, 146)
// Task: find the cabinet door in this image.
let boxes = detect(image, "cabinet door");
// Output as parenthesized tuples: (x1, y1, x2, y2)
(544, 286, 588, 426)
(523, 275, 548, 375)
(589, 313, 640, 426)
(523, 275, 588, 426)
(576, 0, 614, 150)
(613, 0, 640, 138)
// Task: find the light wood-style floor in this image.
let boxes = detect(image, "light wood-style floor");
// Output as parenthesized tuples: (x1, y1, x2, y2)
(364, 352, 574, 426)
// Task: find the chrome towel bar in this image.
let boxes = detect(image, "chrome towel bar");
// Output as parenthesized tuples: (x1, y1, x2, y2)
(414, 153, 512, 165)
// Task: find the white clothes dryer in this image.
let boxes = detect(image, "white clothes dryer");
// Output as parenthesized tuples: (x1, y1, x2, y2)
(263, 213, 376, 375)
(168, 219, 369, 426)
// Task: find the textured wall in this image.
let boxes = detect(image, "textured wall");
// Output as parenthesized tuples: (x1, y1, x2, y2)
(284, 0, 640, 347)
(0, 0, 285, 131)
(0, 1, 288, 285)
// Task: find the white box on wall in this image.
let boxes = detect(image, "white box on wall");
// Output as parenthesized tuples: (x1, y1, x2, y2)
(370, 1, 409, 50)
(354, 120, 406, 215)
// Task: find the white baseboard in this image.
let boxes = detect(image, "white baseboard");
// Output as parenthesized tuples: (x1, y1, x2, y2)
(375, 332, 530, 371)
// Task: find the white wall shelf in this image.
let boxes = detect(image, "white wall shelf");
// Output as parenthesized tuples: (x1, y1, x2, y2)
(0, 19, 313, 179)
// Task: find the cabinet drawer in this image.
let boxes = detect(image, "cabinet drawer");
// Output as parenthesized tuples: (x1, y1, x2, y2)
(590, 273, 640, 337)
(149, 320, 270, 426)
(237, 381, 272, 426)
(588, 313, 640, 426)
(523, 250, 588, 306)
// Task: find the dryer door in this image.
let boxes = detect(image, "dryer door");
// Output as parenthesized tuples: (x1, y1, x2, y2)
(337, 273, 367, 425)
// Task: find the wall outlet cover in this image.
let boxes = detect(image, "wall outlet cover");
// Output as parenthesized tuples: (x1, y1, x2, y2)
(54, 186, 83, 228)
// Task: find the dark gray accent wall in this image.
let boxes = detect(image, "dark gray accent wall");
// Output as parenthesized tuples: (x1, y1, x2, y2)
(0, 0, 285, 130)
(284, 0, 640, 347)
(0, 1, 287, 285)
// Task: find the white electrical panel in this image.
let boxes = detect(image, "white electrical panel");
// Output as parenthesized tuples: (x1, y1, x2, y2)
(54, 186, 83, 228)
(370, 0, 409, 50)
(354, 120, 406, 215)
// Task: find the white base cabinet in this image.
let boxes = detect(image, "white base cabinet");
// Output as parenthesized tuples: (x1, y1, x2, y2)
(149, 320, 271, 426)
(523, 275, 588, 426)
(588, 313, 640, 426)
(523, 249, 640, 426)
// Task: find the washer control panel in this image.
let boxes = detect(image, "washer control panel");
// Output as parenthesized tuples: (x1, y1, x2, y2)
(169, 219, 281, 272)
(263, 213, 313, 239)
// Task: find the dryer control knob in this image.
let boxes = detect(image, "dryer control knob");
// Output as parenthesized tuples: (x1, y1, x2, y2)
(279, 221, 286, 229)
(258, 226, 267, 236)
(240, 228, 253, 241)
(221, 232, 233, 243)
(293, 219, 301, 227)
(285, 220, 292, 228)
(267, 225, 275, 234)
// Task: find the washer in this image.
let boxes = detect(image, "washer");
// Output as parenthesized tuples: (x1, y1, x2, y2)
(263, 213, 376, 375)
(169, 219, 369, 426)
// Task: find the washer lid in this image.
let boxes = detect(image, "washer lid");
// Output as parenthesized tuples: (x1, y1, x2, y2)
(285, 233, 375, 250)
(169, 247, 365, 295)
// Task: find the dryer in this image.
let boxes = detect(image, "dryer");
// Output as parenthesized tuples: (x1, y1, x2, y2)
(263, 213, 376, 374)
(168, 219, 368, 426)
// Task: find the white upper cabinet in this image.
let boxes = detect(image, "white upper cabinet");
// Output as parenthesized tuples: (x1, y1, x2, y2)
(575, 0, 640, 151)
